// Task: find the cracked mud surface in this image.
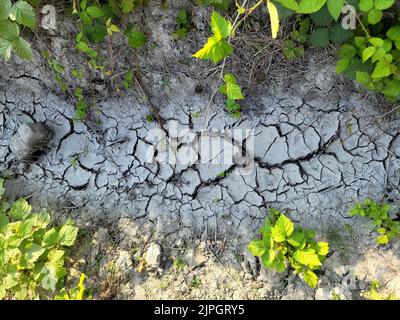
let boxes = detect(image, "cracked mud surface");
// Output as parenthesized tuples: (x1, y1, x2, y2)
(1, 4, 400, 299)
(2, 68, 400, 245)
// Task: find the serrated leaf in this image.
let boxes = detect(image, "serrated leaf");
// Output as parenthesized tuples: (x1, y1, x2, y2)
(336, 58, 350, 73)
(0, 0, 12, 20)
(287, 232, 305, 247)
(367, 9, 382, 24)
(359, 0, 373, 12)
(248, 239, 266, 256)
(315, 241, 329, 256)
(267, 0, 279, 39)
(0, 37, 12, 61)
(120, 0, 134, 13)
(310, 5, 333, 26)
(340, 44, 356, 58)
(356, 71, 371, 85)
(127, 30, 147, 48)
(327, 0, 343, 21)
(271, 214, 294, 242)
(362, 46, 376, 62)
(20, 243, 45, 267)
(193, 35, 232, 63)
(294, 249, 321, 268)
(12, 37, 32, 60)
(47, 249, 65, 262)
(9, 0, 36, 28)
(374, 0, 395, 10)
(10, 198, 31, 220)
(302, 269, 318, 288)
(330, 23, 353, 44)
(42, 228, 59, 248)
(0, 20, 20, 40)
(297, 0, 328, 14)
(86, 5, 105, 18)
(58, 224, 78, 246)
(383, 79, 400, 97)
(261, 249, 276, 267)
(210, 11, 231, 39)
(376, 234, 389, 244)
(387, 26, 400, 42)
(309, 28, 330, 47)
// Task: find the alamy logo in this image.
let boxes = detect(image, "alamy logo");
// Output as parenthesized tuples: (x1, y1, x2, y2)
(40, 5, 56, 30)
(341, 5, 357, 30)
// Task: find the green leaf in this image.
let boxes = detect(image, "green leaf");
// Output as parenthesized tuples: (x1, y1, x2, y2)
(276, 0, 300, 11)
(340, 44, 356, 58)
(248, 240, 266, 256)
(310, 5, 333, 26)
(0, 37, 12, 60)
(309, 28, 330, 47)
(302, 269, 318, 288)
(374, 0, 395, 10)
(86, 5, 105, 18)
(359, 0, 373, 12)
(287, 232, 305, 247)
(12, 37, 32, 60)
(0, 0, 12, 20)
(362, 46, 376, 62)
(369, 37, 384, 47)
(387, 26, 400, 42)
(315, 241, 329, 256)
(367, 9, 382, 24)
(382, 80, 400, 97)
(47, 249, 65, 262)
(327, 0, 343, 21)
(329, 23, 353, 44)
(376, 234, 389, 244)
(127, 30, 147, 49)
(120, 0, 134, 13)
(42, 228, 59, 248)
(9, 0, 36, 28)
(10, 198, 32, 220)
(210, 11, 231, 39)
(371, 60, 392, 79)
(20, 243, 45, 267)
(261, 249, 276, 267)
(356, 71, 371, 85)
(293, 249, 321, 268)
(271, 214, 294, 242)
(58, 224, 78, 246)
(336, 58, 350, 73)
(193, 35, 232, 63)
(0, 20, 20, 40)
(297, 0, 328, 14)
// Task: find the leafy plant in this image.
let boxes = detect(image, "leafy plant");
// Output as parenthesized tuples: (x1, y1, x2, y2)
(349, 199, 400, 245)
(336, 1, 400, 101)
(361, 279, 399, 300)
(125, 26, 147, 49)
(248, 208, 329, 288)
(283, 17, 310, 59)
(0, 180, 79, 299)
(173, 9, 191, 40)
(54, 273, 91, 300)
(219, 73, 244, 117)
(0, 0, 36, 61)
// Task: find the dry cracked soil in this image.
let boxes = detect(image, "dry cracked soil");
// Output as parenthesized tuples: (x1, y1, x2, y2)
(1, 2, 400, 300)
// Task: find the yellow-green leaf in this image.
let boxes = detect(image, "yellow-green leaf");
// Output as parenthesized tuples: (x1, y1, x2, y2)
(267, 0, 279, 39)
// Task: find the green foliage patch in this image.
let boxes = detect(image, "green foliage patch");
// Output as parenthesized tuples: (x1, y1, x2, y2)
(248, 208, 329, 288)
(349, 199, 400, 245)
(0, 179, 79, 300)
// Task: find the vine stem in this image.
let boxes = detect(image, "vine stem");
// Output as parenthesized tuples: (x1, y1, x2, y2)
(204, 0, 252, 122)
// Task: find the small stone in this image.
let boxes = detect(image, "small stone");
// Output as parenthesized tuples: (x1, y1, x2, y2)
(184, 247, 207, 268)
(315, 288, 330, 300)
(10, 123, 53, 160)
(116, 250, 133, 274)
(145, 243, 162, 268)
